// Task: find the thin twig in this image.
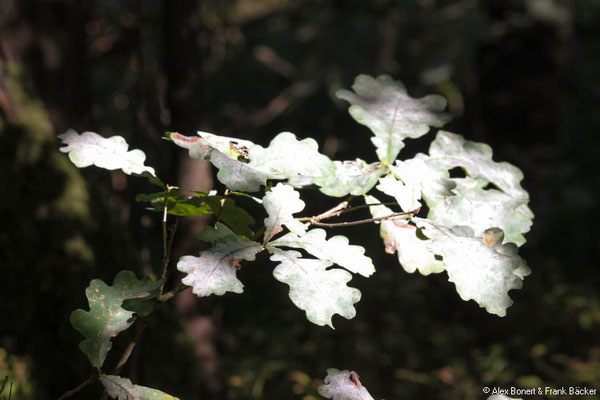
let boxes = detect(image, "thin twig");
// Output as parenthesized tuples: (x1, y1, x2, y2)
(56, 376, 96, 400)
(159, 186, 179, 296)
(162, 186, 170, 259)
(314, 200, 351, 220)
(157, 283, 187, 302)
(98, 320, 146, 400)
(112, 320, 147, 375)
(214, 189, 230, 226)
(296, 201, 401, 222)
(250, 226, 266, 242)
(337, 201, 399, 216)
(308, 208, 420, 228)
(295, 196, 353, 223)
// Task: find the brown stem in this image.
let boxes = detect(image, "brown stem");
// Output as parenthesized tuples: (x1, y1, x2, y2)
(308, 208, 420, 228)
(112, 320, 147, 375)
(158, 283, 187, 302)
(97, 318, 149, 400)
(313, 200, 351, 220)
(57, 376, 96, 400)
(214, 189, 230, 226)
(295, 197, 354, 223)
(296, 201, 402, 223)
(159, 185, 171, 295)
(159, 187, 178, 296)
(336, 201, 400, 217)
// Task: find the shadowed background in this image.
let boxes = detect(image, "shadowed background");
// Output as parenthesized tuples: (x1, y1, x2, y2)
(1, 0, 599, 399)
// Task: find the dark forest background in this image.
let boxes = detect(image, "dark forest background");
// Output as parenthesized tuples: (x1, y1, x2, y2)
(1, 0, 599, 399)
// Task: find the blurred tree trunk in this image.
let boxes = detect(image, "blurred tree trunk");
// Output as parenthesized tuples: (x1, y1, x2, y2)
(164, 2, 223, 399)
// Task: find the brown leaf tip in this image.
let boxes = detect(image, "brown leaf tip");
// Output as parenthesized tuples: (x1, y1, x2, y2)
(348, 371, 363, 388)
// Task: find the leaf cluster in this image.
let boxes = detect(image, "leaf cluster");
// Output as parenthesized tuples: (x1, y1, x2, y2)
(57, 74, 534, 398)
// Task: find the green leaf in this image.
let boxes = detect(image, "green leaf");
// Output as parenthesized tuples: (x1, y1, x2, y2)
(415, 219, 531, 316)
(136, 191, 212, 217)
(70, 271, 164, 368)
(262, 183, 307, 241)
(318, 369, 374, 400)
(197, 223, 238, 243)
(59, 130, 156, 177)
(337, 74, 450, 163)
(270, 249, 361, 327)
(428, 177, 532, 246)
(100, 374, 179, 400)
(177, 231, 263, 297)
(204, 197, 256, 237)
(269, 229, 375, 277)
(136, 191, 255, 237)
(366, 195, 444, 275)
(312, 159, 386, 197)
(248, 132, 335, 179)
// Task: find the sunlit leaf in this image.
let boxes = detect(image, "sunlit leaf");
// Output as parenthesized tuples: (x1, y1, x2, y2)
(318, 369, 374, 400)
(198, 130, 254, 157)
(270, 249, 361, 327)
(423, 131, 534, 245)
(168, 131, 212, 160)
(312, 159, 386, 197)
(366, 195, 444, 275)
(101, 375, 179, 400)
(70, 271, 163, 368)
(428, 177, 532, 246)
(429, 131, 530, 202)
(210, 150, 270, 192)
(262, 183, 307, 240)
(386, 131, 533, 245)
(415, 219, 531, 316)
(386, 154, 454, 211)
(177, 228, 263, 297)
(170, 131, 337, 193)
(270, 229, 374, 277)
(59, 130, 156, 176)
(337, 74, 450, 163)
(248, 132, 335, 179)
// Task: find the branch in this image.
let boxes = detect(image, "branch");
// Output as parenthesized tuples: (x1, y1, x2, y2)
(214, 189, 229, 225)
(57, 375, 96, 400)
(308, 208, 420, 228)
(159, 186, 178, 296)
(296, 197, 353, 223)
(112, 320, 147, 375)
(157, 283, 187, 302)
(335, 201, 400, 217)
(296, 198, 403, 224)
